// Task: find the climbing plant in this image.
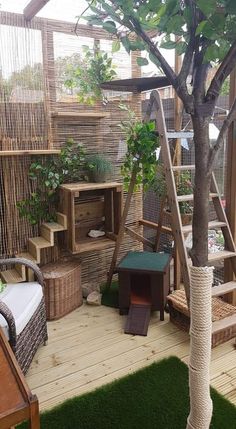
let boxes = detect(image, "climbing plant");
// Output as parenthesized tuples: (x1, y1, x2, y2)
(64, 46, 117, 105)
(119, 105, 159, 191)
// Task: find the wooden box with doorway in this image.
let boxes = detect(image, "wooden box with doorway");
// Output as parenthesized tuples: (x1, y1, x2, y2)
(59, 182, 123, 254)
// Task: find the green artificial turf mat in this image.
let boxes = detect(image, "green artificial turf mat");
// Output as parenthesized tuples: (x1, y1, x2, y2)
(101, 280, 119, 308)
(18, 356, 236, 429)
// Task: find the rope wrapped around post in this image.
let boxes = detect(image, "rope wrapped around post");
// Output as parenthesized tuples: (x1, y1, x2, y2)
(186, 265, 214, 429)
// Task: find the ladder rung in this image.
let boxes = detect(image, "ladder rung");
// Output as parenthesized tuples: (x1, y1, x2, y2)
(172, 165, 195, 171)
(212, 314, 236, 335)
(208, 250, 236, 262)
(177, 193, 218, 202)
(188, 250, 236, 266)
(182, 221, 227, 235)
(212, 281, 236, 297)
(167, 131, 194, 139)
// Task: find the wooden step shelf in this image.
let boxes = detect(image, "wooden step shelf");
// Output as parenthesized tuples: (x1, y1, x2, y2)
(0, 150, 61, 156)
(59, 182, 122, 255)
(212, 281, 236, 297)
(51, 111, 110, 119)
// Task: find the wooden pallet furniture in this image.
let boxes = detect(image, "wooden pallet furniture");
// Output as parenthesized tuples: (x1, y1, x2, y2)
(59, 182, 123, 254)
(0, 326, 40, 429)
(0, 212, 67, 284)
(117, 251, 171, 335)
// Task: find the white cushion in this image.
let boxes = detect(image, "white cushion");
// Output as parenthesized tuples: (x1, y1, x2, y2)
(0, 282, 43, 340)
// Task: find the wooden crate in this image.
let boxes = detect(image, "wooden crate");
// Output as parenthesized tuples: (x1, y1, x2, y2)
(59, 182, 123, 254)
(41, 259, 82, 320)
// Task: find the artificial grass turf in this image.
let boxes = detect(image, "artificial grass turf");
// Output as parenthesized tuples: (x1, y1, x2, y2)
(18, 356, 236, 429)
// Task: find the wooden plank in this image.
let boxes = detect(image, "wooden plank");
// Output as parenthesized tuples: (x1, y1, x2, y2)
(172, 165, 195, 171)
(24, 0, 50, 20)
(177, 193, 218, 202)
(104, 190, 113, 232)
(75, 200, 104, 222)
(74, 237, 115, 254)
(182, 221, 227, 235)
(139, 219, 173, 235)
(124, 226, 153, 248)
(51, 111, 110, 118)
(23, 302, 236, 411)
(113, 187, 122, 235)
(211, 281, 236, 297)
(212, 315, 236, 334)
(0, 11, 115, 40)
(60, 182, 122, 192)
(0, 150, 60, 156)
(0, 269, 24, 284)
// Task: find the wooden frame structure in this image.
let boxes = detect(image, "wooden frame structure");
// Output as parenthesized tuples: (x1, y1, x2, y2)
(24, 0, 50, 20)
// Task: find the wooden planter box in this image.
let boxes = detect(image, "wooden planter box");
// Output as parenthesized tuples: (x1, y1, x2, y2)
(41, 259, 82, 320)
(167, 290, 236, 347)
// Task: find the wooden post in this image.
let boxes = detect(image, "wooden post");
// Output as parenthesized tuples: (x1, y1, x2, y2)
(107, 166, 138, 288)
(173, 39, 183, 289)
(41, 26, 56, 148)
(225, 69, 236, 305)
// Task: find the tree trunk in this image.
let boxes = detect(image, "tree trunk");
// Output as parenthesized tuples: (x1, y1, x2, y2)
(190, 116, 211, 266)
(186, 116, 213, 429)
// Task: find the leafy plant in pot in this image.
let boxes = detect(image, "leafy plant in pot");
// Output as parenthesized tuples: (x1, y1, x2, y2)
(86, 155, 113, 182)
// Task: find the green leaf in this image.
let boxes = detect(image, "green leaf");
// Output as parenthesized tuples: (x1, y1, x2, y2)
(121, 36, 131, 54)
(175, 41, 187, 55)
(226, 0, 236, 14)
(136, 57, 148, 66)
(112, 40, 120, 53)
(195, 20, 207, 35)
(160, 40, 176, 49)
(196, 0, 216, 17)
(103, 21, 117, 34)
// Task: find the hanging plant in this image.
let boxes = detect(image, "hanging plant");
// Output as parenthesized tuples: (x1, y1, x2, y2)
(64, 46, 117, 105)
(119, 105, 159, 191)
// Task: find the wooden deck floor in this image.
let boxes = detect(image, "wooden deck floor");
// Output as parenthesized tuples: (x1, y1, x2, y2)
(26, 304, 236, 411)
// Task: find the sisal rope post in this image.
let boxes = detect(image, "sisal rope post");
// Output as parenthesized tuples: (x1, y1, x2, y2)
(186, 266, 214, 429)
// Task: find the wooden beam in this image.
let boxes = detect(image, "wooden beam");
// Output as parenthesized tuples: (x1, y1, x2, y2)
(225, 68, 236, 305)
(125, 226, 154, 249)
(24, 0, 50, 20)
(139, 219, 173, 235)
(0, 11, 115, 40)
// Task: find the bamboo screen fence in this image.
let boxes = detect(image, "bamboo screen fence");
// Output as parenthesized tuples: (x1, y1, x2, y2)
(0, 11, 143, 291)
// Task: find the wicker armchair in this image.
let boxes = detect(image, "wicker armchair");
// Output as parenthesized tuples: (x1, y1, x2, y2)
(0, 258, 48, 374)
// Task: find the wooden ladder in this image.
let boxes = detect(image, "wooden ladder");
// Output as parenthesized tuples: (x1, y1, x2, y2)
(152, 90, 236, 330)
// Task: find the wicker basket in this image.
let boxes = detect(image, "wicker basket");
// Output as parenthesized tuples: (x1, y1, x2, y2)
(167, 290, 236, 347)
(41, 259, 82, 320)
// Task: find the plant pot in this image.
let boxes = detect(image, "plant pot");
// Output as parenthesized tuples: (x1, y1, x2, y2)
(181, 213, 192, 226)
(89, 171, 109, 183)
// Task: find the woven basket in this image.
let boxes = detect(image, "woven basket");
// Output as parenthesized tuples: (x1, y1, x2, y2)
(41, 259, 82, 321)
(167, 290, 236, 347)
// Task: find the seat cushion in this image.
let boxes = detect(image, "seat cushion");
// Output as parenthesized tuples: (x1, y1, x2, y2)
(0, 282, 43, 339)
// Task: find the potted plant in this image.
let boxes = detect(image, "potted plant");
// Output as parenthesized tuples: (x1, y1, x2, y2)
(153, 168, 193, 225)
(17, 139, 86, 225)
(85, 154, 113, 182)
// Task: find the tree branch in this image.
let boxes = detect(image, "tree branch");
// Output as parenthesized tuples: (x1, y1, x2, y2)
(206, 40, 236, 102)
(207, 96, 236, 172)
(178, 0, 197, 88)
